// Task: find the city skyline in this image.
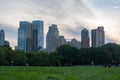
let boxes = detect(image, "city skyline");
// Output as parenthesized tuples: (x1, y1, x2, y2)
(0, 0, 120, 48)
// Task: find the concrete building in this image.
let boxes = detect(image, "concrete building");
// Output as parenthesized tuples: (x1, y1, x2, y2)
(46, 24, 59, 52)
(81, 28, 89, 48)
(91, 26, 105, 47)
(32, 20, 44, 50)
(0, 30, 5, 46)
(58, 36, 66, 46)
(66, 38, 81, 49)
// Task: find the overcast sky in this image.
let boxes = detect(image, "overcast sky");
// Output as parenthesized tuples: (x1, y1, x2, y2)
(0, 0, 120, 48)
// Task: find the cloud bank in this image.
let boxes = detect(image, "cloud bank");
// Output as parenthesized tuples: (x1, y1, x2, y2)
(0, 0, 120, 48)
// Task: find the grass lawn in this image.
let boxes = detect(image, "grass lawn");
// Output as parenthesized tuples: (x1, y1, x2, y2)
(0, 66, 120, 80)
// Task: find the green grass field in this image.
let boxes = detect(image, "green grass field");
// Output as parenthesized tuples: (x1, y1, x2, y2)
(0, 66, 120, 80)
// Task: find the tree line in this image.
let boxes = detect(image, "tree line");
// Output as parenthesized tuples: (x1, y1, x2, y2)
(0, 43, 120, 66)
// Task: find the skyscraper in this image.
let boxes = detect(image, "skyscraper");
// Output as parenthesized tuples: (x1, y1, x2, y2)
(32, 20, 44, 50)
(81, 28, 89, 48)
(31, 24, 38, 52)
(0, 30, 5, 46)
(17, 21, 32, 52)
(46, 24, 59, 52)
(91, 26, 105, 47)
(17, 21, 38, 52)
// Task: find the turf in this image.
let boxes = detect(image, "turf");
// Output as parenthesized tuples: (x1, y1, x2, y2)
(0, 66, 120, 80)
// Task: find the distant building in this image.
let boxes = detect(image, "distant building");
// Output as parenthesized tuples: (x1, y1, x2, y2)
(58, 36, 66, 46)
(32, 20, 44, 50)
(4, 40, 10, 47)
(31, 24, 38, 52)
(46, 24, 59, 52)
(81, 28, 89, 48)
(17, 21, 32, 52)
(66, 38, 81, 49)
(0, 30, 5, 46)
(91, 26, 105, 47)
(17, 20, 43, 52)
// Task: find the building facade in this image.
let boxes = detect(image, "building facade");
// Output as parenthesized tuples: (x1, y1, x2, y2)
(31, 24, 38, 52)
(17, 21, 40, 52)
(81, 28, 89, 48)
(17, 21, 32, 52)
(46, 24, 59, 52)
(0, 30, 5, 46)
(66, 38, 81, 49)
(91, 26, 105, 47)
(32, 20, 44, 50)
(58, 36, 66, 46)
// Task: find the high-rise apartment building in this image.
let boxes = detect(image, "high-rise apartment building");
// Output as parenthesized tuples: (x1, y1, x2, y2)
(91, 26, 105, 47)
(46, 24, 59, 52)
(32, 20, 44, 50)
(0, 30, 5, 46)
(81, 28, 89, 48)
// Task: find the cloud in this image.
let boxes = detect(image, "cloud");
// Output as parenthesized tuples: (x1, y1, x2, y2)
(113, 6, 120, 9)
(0, 0, 120, 48)
(0, 23, 17, 48)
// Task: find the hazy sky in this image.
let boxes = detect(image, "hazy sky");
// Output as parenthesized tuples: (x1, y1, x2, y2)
(0, 0, 120, 48)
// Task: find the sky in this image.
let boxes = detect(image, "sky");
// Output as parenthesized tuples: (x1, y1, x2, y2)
(0, 0, 120, 48)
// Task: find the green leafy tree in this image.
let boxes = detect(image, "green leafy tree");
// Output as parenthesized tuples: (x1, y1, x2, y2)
(13, 53, 27, 66)
(57, 44, 79, 66)
(49, 52, 63, 66)
(0, 47, 8, 65)
(26, 52, 49, 66)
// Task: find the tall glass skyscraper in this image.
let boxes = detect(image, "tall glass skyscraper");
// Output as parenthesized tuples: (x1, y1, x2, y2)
(17, 20, 43, 52)
(18, 21, 32, 52)
(32, 20, 44, 50)
(18, 27, 25, 51)
(32, 24, 38, 51)
(0, 30, 5, 46)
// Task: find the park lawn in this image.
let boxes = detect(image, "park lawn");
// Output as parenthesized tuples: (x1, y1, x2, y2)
(0, 66, 120, 80)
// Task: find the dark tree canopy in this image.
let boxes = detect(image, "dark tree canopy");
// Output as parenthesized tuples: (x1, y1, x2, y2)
(0, 43, 120, 66)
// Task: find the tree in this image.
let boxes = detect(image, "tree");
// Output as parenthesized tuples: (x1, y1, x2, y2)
(79, 48, 94, 65)
(93, 47, 112, 65)
(26, 52, 36, 66)
(0, 52, 8, 65)
(57, 44, 79, 66)
(13, 53, 27, 66)
(26, 52, 49, 66)
(102, 43, 120, 64)
(49, 52, 63, 66)
(0, 47, 9, 65)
